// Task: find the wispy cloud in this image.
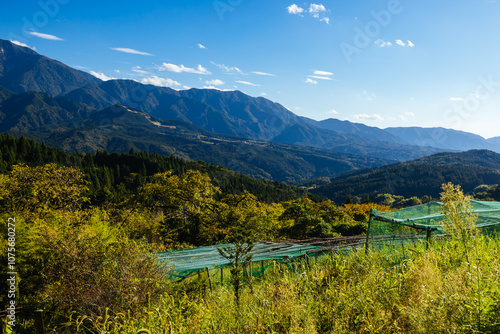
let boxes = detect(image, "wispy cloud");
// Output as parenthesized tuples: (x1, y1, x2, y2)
(375, 39, 415, 48)
(132, 66, 149, 75)
(309, 75, 333, 80)
(211, 61, 243, 74)
(287, 3, 330, 23)
(305, 78, 318, 84)
(206, 79, 225, 86)
(354, 114, 383, 121)
(71, 65, 91, 70)
(449, 97, 465, 102)
(141, 76, 181, 87)
(90, 71, 116, 81)
(314, 70, 333, 76)
(375, 39, 392, 47)
(26, 31, 64, 41)
(9, 40, 36, 50)
(328, 109, 338, 114)
(159, 63, 211, 74)
(111, 47, 153, 56)
(307, 70, 334, 82)
(198, 43, 207, 49)
(252, 71, 276, 76)
(259, 92, 268, 96)
(236, 80, 261, 87)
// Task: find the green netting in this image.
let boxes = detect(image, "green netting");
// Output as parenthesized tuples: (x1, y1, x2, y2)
(156, 242, 325, 278)
(366, 200, 500, 251)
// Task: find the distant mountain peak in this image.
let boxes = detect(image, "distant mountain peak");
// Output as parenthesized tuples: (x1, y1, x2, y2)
(0, 38, 100, 96)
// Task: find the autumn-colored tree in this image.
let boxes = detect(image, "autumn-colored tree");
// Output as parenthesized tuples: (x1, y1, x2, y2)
(0, 164, 89, 219)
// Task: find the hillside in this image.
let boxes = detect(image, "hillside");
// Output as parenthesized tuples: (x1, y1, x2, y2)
(0, 39, 100, 96)
(311, 150, 500, 203)
(0, 134, 322, 203)
(7, 104, 393, 182)
(385, 126, 500, 152)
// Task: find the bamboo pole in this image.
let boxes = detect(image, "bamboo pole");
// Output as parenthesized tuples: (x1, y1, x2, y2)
(205, 267, 213, 292)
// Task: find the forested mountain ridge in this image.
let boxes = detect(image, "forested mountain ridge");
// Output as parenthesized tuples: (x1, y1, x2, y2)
(311, 149, 500, 203)
(0, 134, 322, 203)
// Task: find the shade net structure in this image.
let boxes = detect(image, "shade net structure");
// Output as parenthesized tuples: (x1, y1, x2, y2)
(366, 200, 500, 252)
(156, 242, 325, 279)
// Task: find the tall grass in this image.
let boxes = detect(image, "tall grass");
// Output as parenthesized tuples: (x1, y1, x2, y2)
(62, 234, 500, 333)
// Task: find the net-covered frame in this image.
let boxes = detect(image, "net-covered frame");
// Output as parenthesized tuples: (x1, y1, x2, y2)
(365, 200, 500, 251)
(157, 241, 325, 279)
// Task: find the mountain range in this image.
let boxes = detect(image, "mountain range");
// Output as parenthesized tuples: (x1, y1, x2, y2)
(1, 38, 500, 188)
(310, 149, 500, 203)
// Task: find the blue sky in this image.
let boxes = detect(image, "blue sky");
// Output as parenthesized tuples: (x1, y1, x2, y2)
(2, 0, 500, 138)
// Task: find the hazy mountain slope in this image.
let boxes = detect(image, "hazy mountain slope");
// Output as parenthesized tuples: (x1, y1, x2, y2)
(311, 150, 500, 203)
(0, 39, 101, 96)
(272, 123, 443, 161)
(385, 126, 500, 152)
(316, 118, 401, 143)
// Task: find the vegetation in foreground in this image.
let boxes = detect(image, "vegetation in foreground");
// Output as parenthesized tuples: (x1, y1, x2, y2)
(1, 136, 500, 332)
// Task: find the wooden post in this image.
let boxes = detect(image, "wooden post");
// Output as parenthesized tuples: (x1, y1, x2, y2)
(426, 228, 432, 250)
(205, 267, 213, 292)
(220, 267, 223, 284)
(34, 310, 46, 334)
(305, 251, 309, 270)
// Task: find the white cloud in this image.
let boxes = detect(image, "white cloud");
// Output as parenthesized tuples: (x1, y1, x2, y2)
(206, 79, 225, 86)
(375, 39, 392, 47)
(449, 97, 465, 102)
(405, 111, 415, 117)
(71, 65, 90, 70)
(111, 47, 152, 56)
(90, 71, 116, 81)
(407, 40, 415, 47)
(328, 109, 338, 114)
(309, 75, 333, 80)
(259, 92, 267, 96)
(252, 71, 276, 76)
(114, 69, 121, 73)
(235, 80, 260, 87)
(159, 63, 211, 74)
(26, 31, 63, 41)
(309, 3, 326, 13)
(9, 40, 36, 50)
(395, 39, 406, 47)
(141, 76, 181, 87)
(132, 66, 149, 75)
(305, 78, 318, 84)
(202, 86, 234, 91)
(314, 70, 333, 76)
(354, 114, 383, 121)
(288, 3, 329, 23)
(198, 43, 207, 49)
(287, 4, 304, 15)
(210, 61, 243, 74)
